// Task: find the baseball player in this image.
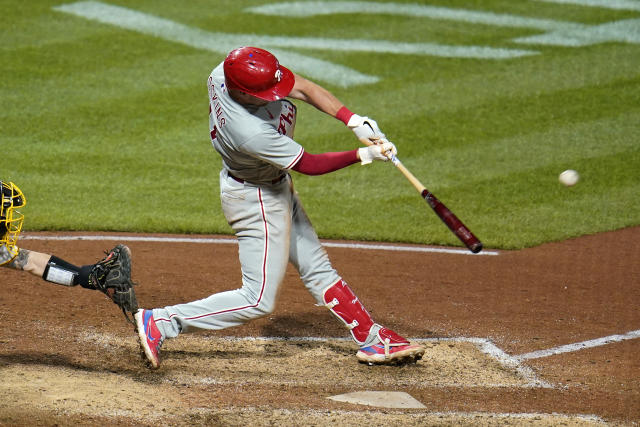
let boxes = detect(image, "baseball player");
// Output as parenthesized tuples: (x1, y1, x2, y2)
(1, 181, 138, 323)
(135, 47, 425, 369)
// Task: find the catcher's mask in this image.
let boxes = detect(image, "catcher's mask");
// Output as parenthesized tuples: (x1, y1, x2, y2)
(0, 181, 26, 264)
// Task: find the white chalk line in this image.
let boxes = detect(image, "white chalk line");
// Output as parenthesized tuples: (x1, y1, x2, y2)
(535, 0, 640, 11)
(242, 333, 637, 385)
(515, 329, 640, 361)
(53, 0, 537, 82)
(414, 337, 552, 388)
(80, 331, 548, 388)
(21, 234, 500, 256)
(177, 335, 549, 388)
(249, 1, 576, 30)
(250, 1, 640, 47)
(52, 1, 378, 87)
(72, 332, 609, 420)
(27, 233, 638, 362)
(422, 411, 604, 423)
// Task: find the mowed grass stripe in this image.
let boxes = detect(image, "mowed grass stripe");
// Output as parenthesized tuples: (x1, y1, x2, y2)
(302, 138, 639, 247)
(2, 0, 639, 248)
(456, 151, 640, 247)
(416, 75, 640, 149)
(406, 110, 640, 189)
(1, 43, 209, 120)
(358, 44, 639, 122)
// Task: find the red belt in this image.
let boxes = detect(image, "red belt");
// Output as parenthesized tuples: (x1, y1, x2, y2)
(228, 172, 286, 185)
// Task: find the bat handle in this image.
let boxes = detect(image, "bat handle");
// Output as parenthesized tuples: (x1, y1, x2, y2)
(359, 137, 426, 193)
(394, 159, 426, 194)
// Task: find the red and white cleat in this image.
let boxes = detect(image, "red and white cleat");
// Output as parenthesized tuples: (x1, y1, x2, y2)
(135, 309, 163, 369)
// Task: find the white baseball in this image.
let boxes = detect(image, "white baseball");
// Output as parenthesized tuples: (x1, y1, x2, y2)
(559, 169, 579, 186)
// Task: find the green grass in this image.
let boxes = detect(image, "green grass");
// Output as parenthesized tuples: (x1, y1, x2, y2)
(2, 0, 639, 249)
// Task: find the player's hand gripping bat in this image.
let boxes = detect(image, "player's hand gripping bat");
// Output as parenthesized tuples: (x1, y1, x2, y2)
(360, 138, 483, 253)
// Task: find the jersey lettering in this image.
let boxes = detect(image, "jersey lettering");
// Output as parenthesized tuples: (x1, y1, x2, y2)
(277, 104, 295, 135)
(213, 100, 226, 126)
(208, 76, 227, 128)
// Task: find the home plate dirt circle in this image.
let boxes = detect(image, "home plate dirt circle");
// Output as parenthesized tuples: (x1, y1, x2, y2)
(0, 331, 606, 425)
(2, 229, 638, 424)
(77, 333, 539, 389)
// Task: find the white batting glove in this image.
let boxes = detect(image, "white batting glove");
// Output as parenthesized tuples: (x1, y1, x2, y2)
(357, 141, 397, 165)
(347, 114, 386, 142)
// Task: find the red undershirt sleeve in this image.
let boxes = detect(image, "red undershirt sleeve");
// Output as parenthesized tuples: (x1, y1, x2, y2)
(291, 150, 359, 175)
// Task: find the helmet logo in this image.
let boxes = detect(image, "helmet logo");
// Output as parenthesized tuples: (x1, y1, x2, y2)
(274, 69, 282, 82)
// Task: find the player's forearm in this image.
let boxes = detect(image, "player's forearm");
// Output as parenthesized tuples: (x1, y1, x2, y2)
(288, 75, 368, 130)
(291, 150, 359, 175)
(288, 74, 344, 117)
(4, 248, 51, 276)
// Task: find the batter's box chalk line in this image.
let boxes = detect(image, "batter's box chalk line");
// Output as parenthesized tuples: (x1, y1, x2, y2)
(513, 329, 640, 361)
(174, 335, 554, 389)
(74, 331, 547, 388)
(413, 337, 553, 388)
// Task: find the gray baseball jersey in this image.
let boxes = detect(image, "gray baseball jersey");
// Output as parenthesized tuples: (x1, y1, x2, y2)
(208, 64, 303, 185)
(152, 63, 342, 339)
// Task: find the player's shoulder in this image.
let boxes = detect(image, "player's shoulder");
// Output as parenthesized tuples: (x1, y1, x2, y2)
(211, 62, 224, 77)
(218, 107, 274, 148)
(209, 63, 225, 85)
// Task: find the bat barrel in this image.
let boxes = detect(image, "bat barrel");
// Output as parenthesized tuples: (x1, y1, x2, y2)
(422, 190, 483, 254)
(359, 137, 483, 254)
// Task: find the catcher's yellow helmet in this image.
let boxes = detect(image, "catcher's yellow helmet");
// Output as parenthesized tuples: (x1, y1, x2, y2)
(0, 181, 26, 265)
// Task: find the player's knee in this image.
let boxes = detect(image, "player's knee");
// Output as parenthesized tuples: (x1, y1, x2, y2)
(255, 299, 276, 316)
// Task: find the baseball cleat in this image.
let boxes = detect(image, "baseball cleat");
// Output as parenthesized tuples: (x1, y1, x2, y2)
(357, 342, 425, 365)
(135, 309, 163, 369)
(356, 327, 425, 365)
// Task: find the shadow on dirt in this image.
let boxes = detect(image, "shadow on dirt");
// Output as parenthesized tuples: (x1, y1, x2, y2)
(0, 352, 91, 371)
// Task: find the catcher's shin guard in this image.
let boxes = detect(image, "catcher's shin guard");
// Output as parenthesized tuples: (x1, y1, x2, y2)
(322, 279, 374, 345)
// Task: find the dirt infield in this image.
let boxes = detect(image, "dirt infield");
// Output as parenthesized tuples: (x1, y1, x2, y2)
(0, 227, 638, 426)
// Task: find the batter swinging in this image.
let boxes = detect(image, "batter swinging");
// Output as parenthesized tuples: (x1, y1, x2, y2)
(135, 47, 425, 368)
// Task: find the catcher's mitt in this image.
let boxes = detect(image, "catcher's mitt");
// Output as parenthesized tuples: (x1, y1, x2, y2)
(88, 244, 138, 324)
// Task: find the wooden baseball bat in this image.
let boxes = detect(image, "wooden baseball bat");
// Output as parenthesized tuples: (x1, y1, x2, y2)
(360, 138, 483, 253)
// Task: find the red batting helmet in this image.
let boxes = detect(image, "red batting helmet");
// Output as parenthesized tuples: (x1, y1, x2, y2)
(223, 47, 295, 101)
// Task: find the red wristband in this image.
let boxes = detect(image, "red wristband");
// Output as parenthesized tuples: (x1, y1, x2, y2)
(335, 106, 354, 125)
